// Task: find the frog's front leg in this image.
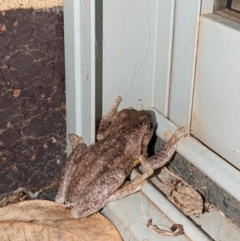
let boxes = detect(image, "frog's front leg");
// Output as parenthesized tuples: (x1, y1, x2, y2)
(141, 127, 190, 170)
(97, 96, 122, 140)
(107, 167, 154, 202)
(107, 128, 190, 204)
(55, 134, 87, 204)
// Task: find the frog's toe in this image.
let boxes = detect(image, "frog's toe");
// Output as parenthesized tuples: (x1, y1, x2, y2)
(145, 167, 154, 176)
(110, 96, 122, 111)
(71, 208, 81, 219)
(178, 127, 185, 133)
(55, 195, 65, 204)
(115, 95, 122, 103)
(68, 133, 84, 143)
(68, 133, 85, 150)
(71, 204, 99, 219)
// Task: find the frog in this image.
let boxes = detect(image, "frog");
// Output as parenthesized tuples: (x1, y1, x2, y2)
(55, 96, 190, 219)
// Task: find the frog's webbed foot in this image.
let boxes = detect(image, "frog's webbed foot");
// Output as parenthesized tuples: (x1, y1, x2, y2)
(107, 167, 154, 202)
(165, 127, 190, 146)
(141, 127, 191, 170)
(163, 127, 191, 156)
(97, 96, 122, 140)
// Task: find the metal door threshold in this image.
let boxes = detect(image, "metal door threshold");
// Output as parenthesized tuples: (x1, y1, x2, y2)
(102, 168, 240, 241)
(102, 169, 208, 241)
(150, 108, 240, 203)
(102, 109, 240, 240)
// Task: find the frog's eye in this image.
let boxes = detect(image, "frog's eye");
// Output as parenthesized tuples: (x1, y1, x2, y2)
(148, 122, 153, 130)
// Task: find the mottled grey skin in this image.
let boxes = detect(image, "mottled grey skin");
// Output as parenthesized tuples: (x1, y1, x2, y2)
(55, 96, 190, 219)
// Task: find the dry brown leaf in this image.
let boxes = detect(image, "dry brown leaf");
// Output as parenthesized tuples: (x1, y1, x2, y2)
(157, 167, 203, 216)
(167, 185, 203, 216)
(0, 200, 122, 241)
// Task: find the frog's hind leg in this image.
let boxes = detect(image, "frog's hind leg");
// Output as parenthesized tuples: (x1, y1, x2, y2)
(97, 96, 122, 140)
(107, 167, 154, 202)
(70, 168, 127, 218)
(55, 134, 87, 204)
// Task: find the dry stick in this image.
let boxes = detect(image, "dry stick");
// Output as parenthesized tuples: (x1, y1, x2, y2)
(147, 219, 184, 237)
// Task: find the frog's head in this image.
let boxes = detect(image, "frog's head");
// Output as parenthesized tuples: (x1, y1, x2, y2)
(137, 110, 154, 147)
(113, 108, 154, 146)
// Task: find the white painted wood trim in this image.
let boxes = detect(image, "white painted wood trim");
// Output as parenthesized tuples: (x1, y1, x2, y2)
(151, 0, 175, 116)
(201, 0, 214, 14)
(64, 0, 96, 152)
(151, 107, 240, 202)
(169, 0, 201, 128)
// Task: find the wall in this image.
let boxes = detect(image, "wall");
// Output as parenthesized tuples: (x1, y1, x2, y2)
(102, 0, 158, 113)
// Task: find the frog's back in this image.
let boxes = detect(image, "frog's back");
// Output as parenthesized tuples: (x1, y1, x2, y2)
(67, 109, 153, 203)
(67, 136, 133, 203)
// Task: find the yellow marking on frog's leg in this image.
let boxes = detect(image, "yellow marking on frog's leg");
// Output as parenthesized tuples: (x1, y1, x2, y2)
(107, 167, 154, 202)
(133, 158, 141, 167)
